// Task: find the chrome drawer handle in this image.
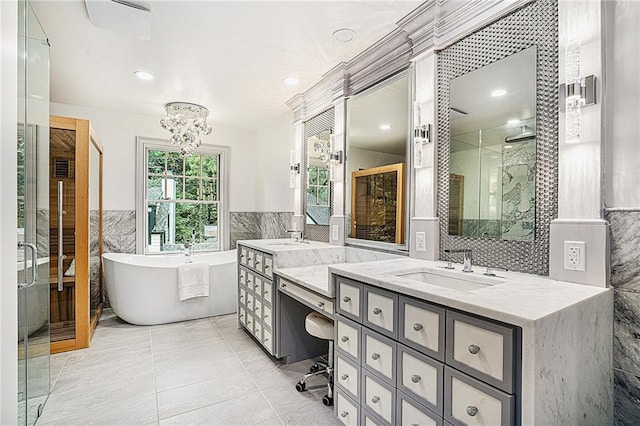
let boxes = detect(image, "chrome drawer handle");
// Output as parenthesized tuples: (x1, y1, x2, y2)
(240, 295, 244, 299)
(373, 308, 382, 315)
(340, 411, 349, 418)
(466, 406, 478, 417)
(468, 344, 481, 355)
(265, 265, 270, 270)
(371, 396, 380, 403)
(239, 314, 244, 319)
(318, 302, 324, 308)
(411, 374, 421, 383)
(371, 353, 380, 360)
(254, 285, 260, 291)
(254, 307, 259, 312)
(264, 338, 269, 342)
(341, 374, 349, 380)
(256, 261, 261, 265)
(343, 296, 351, 303)
(263, 291, 269, 296)
(264, 315, 269, 319)
(240, 254, 245, 258)
(341, 336, 349, 342)
(280, 283, 286, 288)
(247, 301, 252, 306)
(247, 280, 252, 285)
(413, 323, 423, 331)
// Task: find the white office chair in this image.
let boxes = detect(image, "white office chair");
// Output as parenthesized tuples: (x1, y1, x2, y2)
(295, 312, 335, 406)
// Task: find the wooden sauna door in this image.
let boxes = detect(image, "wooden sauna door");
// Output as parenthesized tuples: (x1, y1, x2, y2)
(350, 163, 405, 244)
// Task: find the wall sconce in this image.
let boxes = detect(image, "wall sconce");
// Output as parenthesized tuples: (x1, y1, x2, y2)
(328, 133, 344, 182)
(413, 101, 432, 168)
(559, 40, 596, 144)
(290, 149, 300, 188)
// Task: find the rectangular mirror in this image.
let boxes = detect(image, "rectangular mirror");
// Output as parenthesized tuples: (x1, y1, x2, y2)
(449, 46, 536, 240)
(346, 71, 410, 247)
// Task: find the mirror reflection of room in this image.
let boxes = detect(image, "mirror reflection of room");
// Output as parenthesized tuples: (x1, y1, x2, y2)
(346, 72, 409, 245)
(449, 46, 537, 241)
(306, 131, 331, 228)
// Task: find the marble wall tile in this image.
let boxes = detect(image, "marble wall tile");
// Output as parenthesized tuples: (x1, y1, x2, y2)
(230, 212, 292, 249)
(614, 290, 640, 377)
(103, 210, 136, 254)
(614, 369, 640, 425)
(607, 211, 640, 293)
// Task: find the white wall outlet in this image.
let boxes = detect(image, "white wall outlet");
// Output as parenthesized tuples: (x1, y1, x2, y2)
(332, 225, 340, 241)
(564, 241, 586, 271)
(416, 232, 426, 252)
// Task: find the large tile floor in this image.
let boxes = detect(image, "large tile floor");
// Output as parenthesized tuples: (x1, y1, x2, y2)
(38, 310, 340, 425)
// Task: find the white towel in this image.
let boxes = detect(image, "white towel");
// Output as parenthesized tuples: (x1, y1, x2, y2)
(177, 262, 210, 301)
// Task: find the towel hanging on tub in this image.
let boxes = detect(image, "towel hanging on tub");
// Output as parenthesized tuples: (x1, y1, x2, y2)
(177, 262, 210, 301)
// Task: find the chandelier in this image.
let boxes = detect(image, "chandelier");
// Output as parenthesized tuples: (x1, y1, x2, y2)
(160, 102, 212, 155)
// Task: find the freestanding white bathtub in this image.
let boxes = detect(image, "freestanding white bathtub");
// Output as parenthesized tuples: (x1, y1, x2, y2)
(102, 250, 237, 325)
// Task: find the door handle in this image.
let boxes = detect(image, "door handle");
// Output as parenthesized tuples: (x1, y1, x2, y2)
(18, 242, 38, 289)
(57, 181, 67, 292)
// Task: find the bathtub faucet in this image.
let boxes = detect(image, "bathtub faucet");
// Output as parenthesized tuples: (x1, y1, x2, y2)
(184, 241, 193, 262)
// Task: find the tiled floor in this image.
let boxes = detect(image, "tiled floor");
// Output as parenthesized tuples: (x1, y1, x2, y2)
(38, 310, 340, 425)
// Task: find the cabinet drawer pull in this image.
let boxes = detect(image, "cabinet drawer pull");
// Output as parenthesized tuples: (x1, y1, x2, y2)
(254, 285, 260, 291)
(411, 374, 421, 383)
(264, 338, 269, 342)
(466, 406, 478, 417)
(371, 353, 380, 360)
(373, 308, 382, 315)
(239, 314, 244, 319)
(317, 302, 324, 308)
(240, 295, 244, 300)
(340, 411, 349, 418)
(468, 344, 480, 355)
(264, 314, 269, 319)
(341, 336, 349, 342)
(280, 283, 286, 288)
(265, 265, 270, 270)
(343, 296, 351, 303)
(254, 307, 259, 312)
(255, 261, 261, 266)
(341, 374, 349, 380)
(371, 396, 380, 403)
(413, 323, 423, 331)
(240, 254, 245, 258)
(247, 301, 252, 306)
(247, 280, 252, 285)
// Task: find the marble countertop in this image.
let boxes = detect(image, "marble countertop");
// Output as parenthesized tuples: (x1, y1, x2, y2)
(238, 239, 335, 254)
(275, 263, 348, 298)
(328, 258, 611, 327)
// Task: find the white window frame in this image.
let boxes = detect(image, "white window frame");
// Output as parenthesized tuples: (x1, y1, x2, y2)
(135, 137, 229, 254)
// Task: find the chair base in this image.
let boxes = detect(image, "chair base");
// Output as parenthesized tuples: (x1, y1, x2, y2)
(295, 341, 334, 406)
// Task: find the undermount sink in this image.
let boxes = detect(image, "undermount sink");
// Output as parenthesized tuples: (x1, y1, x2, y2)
(266, 241, 306, 247)
(395, 270, 505, 292)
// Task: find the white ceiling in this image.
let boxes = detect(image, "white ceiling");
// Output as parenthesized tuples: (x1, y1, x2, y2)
(31, 0, 423, 130)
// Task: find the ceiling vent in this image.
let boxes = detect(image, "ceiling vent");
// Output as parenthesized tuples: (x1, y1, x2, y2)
(84, 0, 152, 40)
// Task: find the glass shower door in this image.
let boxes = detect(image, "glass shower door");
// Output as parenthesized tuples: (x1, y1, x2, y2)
(17, 1, 51, 424)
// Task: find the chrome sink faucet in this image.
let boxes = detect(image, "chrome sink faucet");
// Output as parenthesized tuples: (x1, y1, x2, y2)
(184, 241, 193, 262)
(286, 230, 310, 244)
(444, 249, 473, 272)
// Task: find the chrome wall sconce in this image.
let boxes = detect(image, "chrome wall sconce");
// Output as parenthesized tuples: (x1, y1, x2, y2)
(328, 133, 343, 182)
(413, 101, 432, 168)
(559, 40, 596, 144)
(290, 149, 301, 188)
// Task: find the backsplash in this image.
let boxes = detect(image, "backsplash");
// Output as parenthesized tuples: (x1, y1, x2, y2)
(230, 211, 292, 249)
(606, 210, 640, 425)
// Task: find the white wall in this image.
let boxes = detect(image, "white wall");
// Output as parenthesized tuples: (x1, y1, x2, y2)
(253, 111, 295, 212)
(1, 1, 18, 423)
(346, 147, 405, 176)
(604, 0, 640, 208)
(50, 102, 260, 212)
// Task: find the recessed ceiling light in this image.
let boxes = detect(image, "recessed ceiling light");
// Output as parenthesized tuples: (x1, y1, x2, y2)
(283, 77, 299, 86)
(491, 89, 507, 97)
(333, 28, 356, 43)
(379, 124, 392, 131)
(134, 70, 154, 80)
(507, 119, 521, 125)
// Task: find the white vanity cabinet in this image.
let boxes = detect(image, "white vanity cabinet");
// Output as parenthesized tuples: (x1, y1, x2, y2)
(237, 244, 275, 355)
(334, 275, 520, 426)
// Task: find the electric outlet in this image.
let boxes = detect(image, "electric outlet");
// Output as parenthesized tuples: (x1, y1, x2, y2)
(564, 241, 586, 271)
(332, 225, 340, 241)
(416, 232, 426, 252)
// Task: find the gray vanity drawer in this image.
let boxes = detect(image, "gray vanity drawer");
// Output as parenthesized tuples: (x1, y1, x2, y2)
(262, 325, 273, 354)
(263, 255, 273, 278)
(397, 390, 443, 426)
(336, 276, 364, 323)
(238, 306, 246, 326)
(336, 352, 360, 401)
(336, 387, 360, 426)
(362, 369, 396, 425)
(262, 279, 274, 304)
(239, 246, 248, 266)
(336, 316, 362, 362)
(246, 248, 255, 268)
(397, 343, 443, 416)
(250, 275, 263, 296)
(362, 406, 389, 426)
(239, 268, 247, 286)
(445, 311, 516, 394)
(363, 286, 398, 339)
(444, 367, 514, 426)
(254, 251, 264, 275)
(362, 327, 396, 385)
(399, 296, 445, 361)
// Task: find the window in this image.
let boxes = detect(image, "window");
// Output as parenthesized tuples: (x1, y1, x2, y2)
(137, 139, 227, 254)
(306, 165, 330, 224)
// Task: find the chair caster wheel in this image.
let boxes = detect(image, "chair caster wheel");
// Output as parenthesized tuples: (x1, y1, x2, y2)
(295, 381, 306, 392)
(322, 395, 333, 406)
(309, 365, 319, 374)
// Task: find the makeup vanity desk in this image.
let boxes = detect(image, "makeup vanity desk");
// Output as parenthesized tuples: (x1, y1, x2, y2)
(236, 241, 613, 425)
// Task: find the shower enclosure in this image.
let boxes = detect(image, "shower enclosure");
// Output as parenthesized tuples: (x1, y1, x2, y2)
(17, 0, 51, 424)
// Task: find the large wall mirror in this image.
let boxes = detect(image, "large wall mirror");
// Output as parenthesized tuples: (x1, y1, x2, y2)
(449, 46, 537, 241)
(346, 71, 410, 247)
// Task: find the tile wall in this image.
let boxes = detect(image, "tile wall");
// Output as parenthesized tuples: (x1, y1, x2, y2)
(607, 210, 640, 424)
